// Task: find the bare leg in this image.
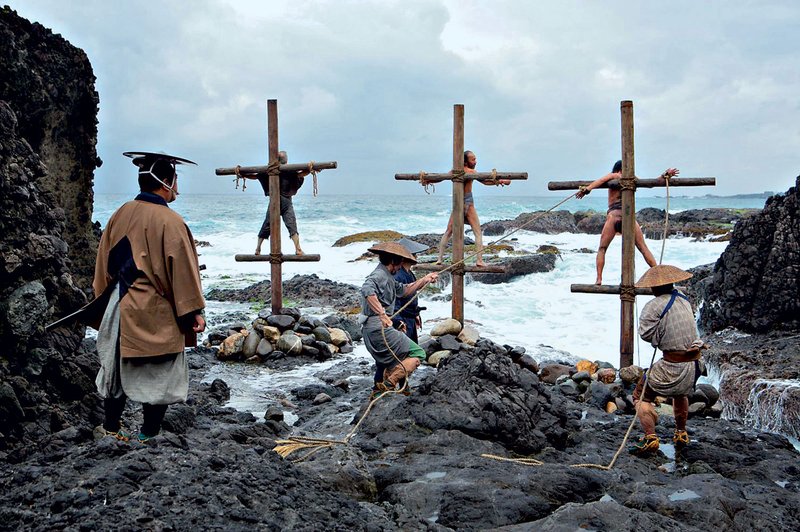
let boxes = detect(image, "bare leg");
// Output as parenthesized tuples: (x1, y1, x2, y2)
(635, 222, 657, 267)
(290, 234, 303, 255)
(636, 400, 659, 436)
(465, 205, 484, 266)
(595, 216, 617, 285)
(436, 215, 454, 265)
(673, 395, 689, 431)
(255, 237, 265, 255)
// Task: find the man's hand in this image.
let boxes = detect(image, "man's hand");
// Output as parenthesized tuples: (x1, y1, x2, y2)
(660, 168, 679, 179)
(497, 179, 511, 186)
(576, 186, 590, 199)
(396, 321, 407, 333)
(415, 315, 422, 328)
(193, 313, 206, 333)
(379, 313, 393, 328)
(424, 272, 439, 284)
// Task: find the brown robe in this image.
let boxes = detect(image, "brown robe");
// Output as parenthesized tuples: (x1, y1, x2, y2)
(93, 196, 205, 359)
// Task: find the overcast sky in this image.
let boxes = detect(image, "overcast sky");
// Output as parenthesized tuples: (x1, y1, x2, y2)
(12, 0, 800, 196)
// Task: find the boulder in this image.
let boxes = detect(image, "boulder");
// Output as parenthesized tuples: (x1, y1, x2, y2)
(540, 364, 573, 384)
(313, 393, 332, 405)
(696, 383, 720, 407)
(576, 360, 598, 375)
(339, 343, 353, 354)
(438, 334, 461, 351)
(619, 365, 644, 385)
(312, 326, 332, 344)
(516, 354, 540, 374)
(457, 325, 480, 346)
(256, 338, 273, 356)
(277, 332, 303, 355)
(218, 332, 247, 361)
(267, 314, 295, 331)
(242, 329, 262, 358)
(597, 368, 616, 384)
(328, 328, 349, 346)
(471, 254, 556, 284)
(264, 407, 284, 422)
(418, 334, 441, 356)
(427, 350, 452, 367)
(571, 371, 592, 383)
(430, 318, 462, 336)
(255, 323, 281, 343)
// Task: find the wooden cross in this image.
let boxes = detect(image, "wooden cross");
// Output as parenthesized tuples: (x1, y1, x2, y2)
(395, 104, 527, 323)
(215, 99, 337, 314)
(548, 100, 715, 368)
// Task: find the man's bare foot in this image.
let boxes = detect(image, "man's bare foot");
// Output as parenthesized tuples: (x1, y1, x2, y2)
(595, 277, 602, 285)
(254, 248, 261, 256)
(434, 260, 443, 266)
(476, 261, 486, 268)
(295, 249, 304, 256)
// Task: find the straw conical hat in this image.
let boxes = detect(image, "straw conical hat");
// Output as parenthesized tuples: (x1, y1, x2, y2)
(368, 242, 417, 264)
(635, 264, 693, 288)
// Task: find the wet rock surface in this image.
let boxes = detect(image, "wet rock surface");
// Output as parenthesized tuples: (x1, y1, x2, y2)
(481, 207, 758, 241)
(206, 273, 360, 312)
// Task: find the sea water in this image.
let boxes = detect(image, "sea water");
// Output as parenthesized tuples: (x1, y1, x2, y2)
(94, 192, 763, 367)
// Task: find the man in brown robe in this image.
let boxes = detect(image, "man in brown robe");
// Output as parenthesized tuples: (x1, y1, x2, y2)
(93, 151, 206, 443)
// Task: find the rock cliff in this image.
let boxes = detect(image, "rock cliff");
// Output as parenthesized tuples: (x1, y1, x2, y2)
(699, 177, 800, 332)
(0, 6, 101, 289)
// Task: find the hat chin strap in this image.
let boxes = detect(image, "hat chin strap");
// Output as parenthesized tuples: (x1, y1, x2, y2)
(139, 161, 178, 195)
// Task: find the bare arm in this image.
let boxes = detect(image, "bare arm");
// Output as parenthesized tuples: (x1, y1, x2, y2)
(401, 272, 439, 297)
(366, 294, 393, 328)
(576, 172, 620, 199)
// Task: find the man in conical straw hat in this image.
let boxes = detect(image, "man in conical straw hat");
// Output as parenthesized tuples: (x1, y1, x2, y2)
(629, 264, 707, 455)
(359, 242, 438, 398)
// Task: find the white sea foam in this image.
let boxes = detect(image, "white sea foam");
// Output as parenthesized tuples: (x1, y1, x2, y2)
(95, 193, 755, 367)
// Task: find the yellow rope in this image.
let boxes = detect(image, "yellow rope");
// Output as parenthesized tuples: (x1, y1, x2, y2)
(419, 171, 434, 194)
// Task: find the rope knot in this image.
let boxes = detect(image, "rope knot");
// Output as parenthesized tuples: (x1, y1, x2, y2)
(451, 169, 466, 183)
(308, 161, 319, 197)
(233, 165, 247, 191)
(619, 176, 636, 191)
(620, 285, 636, 302)
(266, 160, 281, 176)
(269, 252, 283, 264)
(419, 171, 435, 194)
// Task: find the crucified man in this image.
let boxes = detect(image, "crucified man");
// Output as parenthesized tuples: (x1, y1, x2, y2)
(576, 160, 678, 285)
(435, 150, 511, 267)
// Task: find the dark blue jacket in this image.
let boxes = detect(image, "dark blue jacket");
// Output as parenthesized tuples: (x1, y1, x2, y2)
(393, 267, 419, 318)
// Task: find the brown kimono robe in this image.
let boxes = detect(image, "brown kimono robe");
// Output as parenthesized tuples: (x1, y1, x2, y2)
(93, 193, 205, 359)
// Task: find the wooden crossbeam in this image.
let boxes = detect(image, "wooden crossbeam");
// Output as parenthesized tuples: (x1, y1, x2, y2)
(218, 99, 335, 314)
(235, 254, 321, 263)
(396, 172, 527, 183)
(571, 284, 653, 296)
(414, 263, 506, 274)
(392, 104, 527, 324)
(548, 177, 715, 191)
(216, 162, 337, 176)
(548, 100, 716, 367)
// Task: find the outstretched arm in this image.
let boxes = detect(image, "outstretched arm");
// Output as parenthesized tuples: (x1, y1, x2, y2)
(576, 172, 620, 199)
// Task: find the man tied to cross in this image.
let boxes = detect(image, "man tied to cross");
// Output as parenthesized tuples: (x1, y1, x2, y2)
(253, 150, 310, 256)
(576, 160, 679, 285)
(435, 150, 511, 267)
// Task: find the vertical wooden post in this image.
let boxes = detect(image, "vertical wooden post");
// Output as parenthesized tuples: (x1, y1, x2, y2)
(619, 100, 636, 368)
(267, 99, 282, 315)
(451, 104, 465, 324)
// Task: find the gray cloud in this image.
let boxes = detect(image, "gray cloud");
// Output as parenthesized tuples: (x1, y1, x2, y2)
(11, 0, 800, 196)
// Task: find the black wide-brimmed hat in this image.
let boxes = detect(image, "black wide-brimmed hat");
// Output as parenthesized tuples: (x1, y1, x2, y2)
(397, 237, 430, 255)
(123, 151, 197, 166)
(368, 242, 417, 264)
